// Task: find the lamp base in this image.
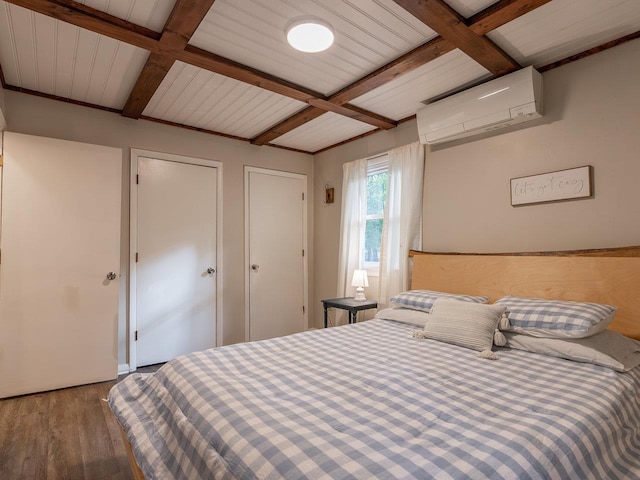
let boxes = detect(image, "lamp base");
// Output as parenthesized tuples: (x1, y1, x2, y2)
(354, 287, 366, 301)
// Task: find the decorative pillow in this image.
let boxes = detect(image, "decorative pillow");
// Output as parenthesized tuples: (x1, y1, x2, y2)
(416, 299, 506, 352)
(495, 295, 616, 338)
(390, 290, 489, 313)
(504, 331, 640, 372)
(375, 308, 430, 328)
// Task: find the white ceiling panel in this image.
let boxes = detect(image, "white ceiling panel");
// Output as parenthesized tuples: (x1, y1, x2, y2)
(272, 112, 376, 152)
(488, 0, 640, 67)
(143, 61, 307, 139)
(79, 0, 176, 31)
(351, 49, 490, 120)
(189, 0, 437, 95)
(445, 0, 500, 19)
(0, 2, 148, 109)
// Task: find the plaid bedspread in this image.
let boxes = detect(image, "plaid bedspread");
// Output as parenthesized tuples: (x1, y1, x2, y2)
(109, 319, 640, 479)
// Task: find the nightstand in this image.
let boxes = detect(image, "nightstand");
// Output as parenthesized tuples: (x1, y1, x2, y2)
(321, 297, 378, 328)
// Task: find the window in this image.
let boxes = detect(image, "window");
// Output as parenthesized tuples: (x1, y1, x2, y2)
(362, 155, 388, 273)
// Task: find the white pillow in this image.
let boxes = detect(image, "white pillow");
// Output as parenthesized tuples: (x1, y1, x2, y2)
(419, 299, 506, 352)
(504, 330, 640, 372)
(375, 308, 430, 328)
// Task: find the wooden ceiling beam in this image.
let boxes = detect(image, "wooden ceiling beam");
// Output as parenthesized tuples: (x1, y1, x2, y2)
(332, 0, 550, 106)
(122, 53, 176, 118)
(159, 0, 216, 50)
(178, 44, 322, 103)
(329, 36, 452, 106)
(308, 100, 396, 129)
(250, 107, 325, 146)
(176, 46, 397, 130)
(392, 0, 520, 76)
(122, 0, 216, 119)
(253, 0, 547, 145)
(6, 0, 161, 51)
(251, 38, 449, 145)
(250, 100, 396, 147)
(6, 0, 392, 131)
(468, 0, 551, 35)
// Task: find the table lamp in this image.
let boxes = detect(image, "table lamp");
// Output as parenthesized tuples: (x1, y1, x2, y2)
(351, 269, 369, 301)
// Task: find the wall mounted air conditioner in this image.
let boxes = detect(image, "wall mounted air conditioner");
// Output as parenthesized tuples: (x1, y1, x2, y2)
(417, 66, 543, 145)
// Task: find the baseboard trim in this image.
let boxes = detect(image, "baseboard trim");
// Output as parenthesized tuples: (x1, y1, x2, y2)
(118, 363, 130, 375)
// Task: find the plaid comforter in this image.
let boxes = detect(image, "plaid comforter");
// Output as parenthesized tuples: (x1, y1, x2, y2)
(109, 319, 640, 479)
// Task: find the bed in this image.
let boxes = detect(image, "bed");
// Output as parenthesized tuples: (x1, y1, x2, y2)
(110, 247, 640, 479)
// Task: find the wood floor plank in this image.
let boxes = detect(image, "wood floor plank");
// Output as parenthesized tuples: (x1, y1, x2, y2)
(76, 383, 123, 479)
(47, 387, 86, 479)
(16, 393, 50, 479)
(0, 396, 22, 478)
(0, 367, 162, 479)
(0, 393, 50, 479)
(99, 382, 136, 480)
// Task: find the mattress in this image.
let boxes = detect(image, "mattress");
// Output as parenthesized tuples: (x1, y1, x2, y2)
(109, 319, 640, 479)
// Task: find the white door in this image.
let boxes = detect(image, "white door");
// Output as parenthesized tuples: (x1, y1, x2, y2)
(0, 133, 122, 398)
(246, 168, 307, 341)
(134, 156, 218, 367)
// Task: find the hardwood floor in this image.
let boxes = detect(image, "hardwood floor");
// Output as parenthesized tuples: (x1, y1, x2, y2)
(0, 366, 161, 480)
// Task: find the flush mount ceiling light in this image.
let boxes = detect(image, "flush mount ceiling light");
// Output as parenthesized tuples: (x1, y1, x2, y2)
(286, 18, 334, 53)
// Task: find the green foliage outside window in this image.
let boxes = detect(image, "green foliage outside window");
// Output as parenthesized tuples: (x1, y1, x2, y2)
(364, 172, 388, 263)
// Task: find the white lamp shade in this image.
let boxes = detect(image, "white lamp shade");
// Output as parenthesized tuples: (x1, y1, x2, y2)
(351, 270, 369, 288)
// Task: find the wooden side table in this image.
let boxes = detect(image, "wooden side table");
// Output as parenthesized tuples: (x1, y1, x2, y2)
(321, 297, 378, 328)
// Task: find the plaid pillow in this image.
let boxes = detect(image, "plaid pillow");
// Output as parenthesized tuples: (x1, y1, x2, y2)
(390, 290, 489, 313)
(495, 295, 617, 338)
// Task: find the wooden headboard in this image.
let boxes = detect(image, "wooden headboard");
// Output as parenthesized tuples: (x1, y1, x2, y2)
(410, 246, 640, 340)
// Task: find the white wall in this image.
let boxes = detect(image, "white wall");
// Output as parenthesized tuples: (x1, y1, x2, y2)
(4, 38, 640, 356)
(2, 91, 314, 367)
(313, 38, 640, 328)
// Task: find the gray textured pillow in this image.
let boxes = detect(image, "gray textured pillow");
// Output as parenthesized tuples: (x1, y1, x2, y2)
(504, 330, 640, 372)
(420, 299, 506, 352)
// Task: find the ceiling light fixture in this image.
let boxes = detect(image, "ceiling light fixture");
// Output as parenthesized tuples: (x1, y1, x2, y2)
(286, 18, 334, 53)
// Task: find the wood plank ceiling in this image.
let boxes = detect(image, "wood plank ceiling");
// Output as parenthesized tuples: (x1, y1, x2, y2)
(0, 0, 639, 154)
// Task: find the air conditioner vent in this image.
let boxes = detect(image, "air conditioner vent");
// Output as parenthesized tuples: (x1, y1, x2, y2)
(417, 66, 543, 145)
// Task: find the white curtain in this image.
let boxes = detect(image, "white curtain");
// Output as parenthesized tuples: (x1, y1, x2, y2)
(336, 158, 368, 323)
(378, 142, 425, 307)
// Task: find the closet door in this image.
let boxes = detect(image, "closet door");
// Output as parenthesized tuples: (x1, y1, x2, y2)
(245, 167, 307, 341)
(134, 156, 218, 367)
(0, 133, 121, 398)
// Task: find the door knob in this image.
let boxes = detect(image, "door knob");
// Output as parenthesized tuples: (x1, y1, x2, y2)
(207, 267, 216, 275)
(106, 272, 117, 281)
(251, 264, 259, 271)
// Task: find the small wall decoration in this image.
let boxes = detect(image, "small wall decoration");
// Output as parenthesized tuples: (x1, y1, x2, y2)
(325, 187, 335, 204)
(510, 165, 593, 206)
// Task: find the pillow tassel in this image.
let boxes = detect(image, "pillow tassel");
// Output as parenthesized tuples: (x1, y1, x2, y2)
(412, 330, 428, 339)
(493, 329, 506, 347)
(499, 313, 510, 331)
(476, 349, 497, 360)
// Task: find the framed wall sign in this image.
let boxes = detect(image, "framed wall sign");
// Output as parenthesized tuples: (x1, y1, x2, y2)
(510, 165, 593, 206)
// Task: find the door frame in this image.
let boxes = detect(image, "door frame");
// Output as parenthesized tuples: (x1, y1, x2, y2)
(129, 149, 223, 371)
(244, 166, 308, 342)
